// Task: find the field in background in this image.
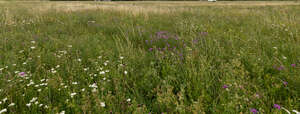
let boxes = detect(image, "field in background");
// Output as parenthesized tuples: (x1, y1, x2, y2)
(0, 1, 300, 114)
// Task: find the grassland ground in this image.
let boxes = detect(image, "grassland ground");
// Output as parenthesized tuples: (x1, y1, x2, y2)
(0, 1, 300, 114)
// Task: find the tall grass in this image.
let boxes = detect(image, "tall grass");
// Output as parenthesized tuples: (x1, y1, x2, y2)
(0, 2, 299, 113)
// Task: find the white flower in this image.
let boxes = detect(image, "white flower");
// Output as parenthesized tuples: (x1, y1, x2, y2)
(92, 88, 97, 93)
(100, 102, 105, 107)
(77, 59, 81, 62)
(105, 70, 109, 73)
(56, 65, 60, 68)
(30, 46, 36, 49)
(23, 62, 27, 65)
(120, 56, 124, 60)
(0, 101, 2, 104)
(44, 105, 48, 109)
(126, 98, 131, 102)
(59, 111, 65, 114)
(89, 83, 98, 88)
(124, 71, 128, 75)
(98, 56, 102, 59)
(39, 104, 43, 107)
(273, 47, 278, 49)
(37, 89, 42, 92)
(99, 71, 105, 75)
(70, 93, 77, 98)
(292, 110, 300, 114)
(12, 64, 16, 66)
(84, 68, 88, 71)
(34, 101, 39, 105)
(51, 70, 57, 74)
(283, 56, 287, 60)
(68, 45, 72, 48)
(26, 103, 31, 107)
(2, 98, 7, 102)
(81, 88, 85, 92)
(31, 41, 36, 44)
(104, 62, 107, 66)
(0, 109, 7, 114)
(30, 97, 37, 103)
(72, 82, 78, 85)
(103, 77, 106, 80)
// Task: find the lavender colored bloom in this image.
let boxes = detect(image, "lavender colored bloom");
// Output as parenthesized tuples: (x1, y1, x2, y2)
(145, 40, 148, 44)
(274, 104, 281, 110)
(19, 72, 26, 77)
(148, 48, 153, 51)
(277, 65, 284, 71)
(223, 85, 229, 89)
(291, 64, 296, 67)
(250, 108, 258, 114)
(283, 81, 288, 86)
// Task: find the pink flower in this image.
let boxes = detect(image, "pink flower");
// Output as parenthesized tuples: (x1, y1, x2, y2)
(18, 72, 26, 77)
(250, 108, 258, 114)
(274, 104, 281, 110)
(291, 64, 296, 67)
(283, 81, 288, 86)
(223, 85, 228, 89)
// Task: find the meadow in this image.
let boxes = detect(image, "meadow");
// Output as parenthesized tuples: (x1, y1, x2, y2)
(0, 1, 300, 114)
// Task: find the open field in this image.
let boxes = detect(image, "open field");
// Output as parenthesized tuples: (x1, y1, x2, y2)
(0, 1, 300, 114)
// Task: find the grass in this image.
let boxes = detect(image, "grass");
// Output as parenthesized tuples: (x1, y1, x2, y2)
(0, 1, 300, 114)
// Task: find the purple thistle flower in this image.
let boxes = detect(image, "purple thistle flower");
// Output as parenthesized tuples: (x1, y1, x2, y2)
(19, 72, 26, 77)
(274, 104, 281, 110)
(291, 64, 296, 67)
(223, 85, 229, 89)
(250, 108, 258, 114)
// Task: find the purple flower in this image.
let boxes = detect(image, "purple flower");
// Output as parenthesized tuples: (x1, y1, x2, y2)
(19, 72, 26, 77)
(277, 65, 284, 71)
(148, 48, 153, 51)
(223, 85, 229, 89)
(274, 104, 281, 110)
(250, 108, 258, 114)
(283, 81, 288, 86)
(291, 64, 296, 67)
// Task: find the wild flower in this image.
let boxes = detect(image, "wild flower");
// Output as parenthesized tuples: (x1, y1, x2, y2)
(127, 98, 131, 102)
(26, 103, 31, 107)
(222, 85, 228, 89)
(100, 102, 105, 107)
(120, 56, 124, 59)
(70, 93, 77, 98)
(99, 71, 105, 75)
(283, 81, 288, 86)
(124, 71, 128, 75)
(8, 103, 15, 107)
(2, 98, 7, 102)
(19, 72, 26, 77)
(72, 82, 78, 85)
(277, 65, 284, 71)
(274, 104, 281, 110)
(59, 111, 65, 114)
(67, 45, 72, 48)
(282, 56, 287, 60)
(30, 46, 36, 49)
(0, 109, 7, 114)
(292, 110, 300, 114)
(39, 104, 43, 107)
(250, 108, 258, 114)
(77, 59, 82, 62)
(291, 64, 296, 67)
(31, 41, 36, 44)
(30, 97, 38, 103)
